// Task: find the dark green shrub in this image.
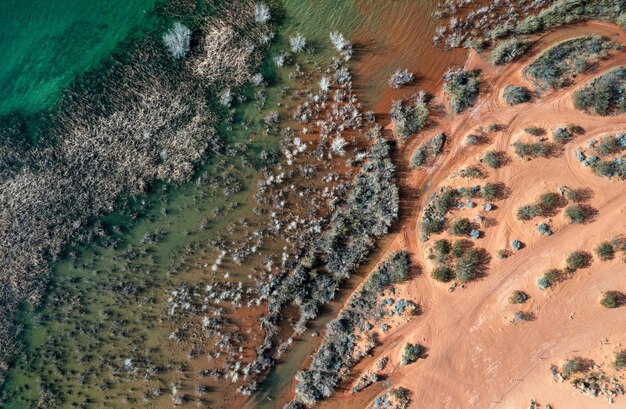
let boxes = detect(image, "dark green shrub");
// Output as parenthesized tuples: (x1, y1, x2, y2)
(513, 141, 553, 159)
(503, 85, 532, 105)
(600, 291, 624, 309)
(430, 133, 446, 155)
(524, 127, 545, 136)
(565, 204, 595, 224)
(444, 69, 480, 114)
(391, 96, 429, 141)
(492, 38, 529, 66)
(432, 239, 451, 262)
(517, 205, 540, 220)
(431, 266, 454, 283)
(401, 343, 424, 365)
(565, 251, 592, 271)
(451, 240, 468, 258)
(561, 357, 589, 379)
(595, 241, 615, 261)
(455, 248, 484, 283)
(574, 67, 626, 116)
(538, 192, 561, 214)
(411, 147, 429, 168)
(481, 183, 499, 201)
(484, 150, 503, 169)
(449, 218, 471, 236)
(553, 127, 573, 144)
(526, 36, 618, 90)
(509, 290, 529, 304)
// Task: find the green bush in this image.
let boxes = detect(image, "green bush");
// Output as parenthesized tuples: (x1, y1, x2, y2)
(444, 69, 480, 114)
(517, 205, 540, 221)
(565, 204, 595, 224)
(561, 357, 589, 379)
(491, 38, 529, 66)
(455, 248, 484, 283)
(431, 266, 454, 283)
(449, 218, 472, 236)
(401, 343, 424, 365)
(484, 150, 503, 169)
(513, 141, 552, 159)
(481, 183, 500, 201)
(524, 127, 545, 136)
(432, 239, 451, 261)
(411, 147, 429, 168)
(503, 85, 532, 105)
(538, 192, 561, 214)
(526, 35, 618, 90)
(565, 251, 592, 271)
(595, 241, 615, 261)
(600, 291, 624, 309)
(509, 290, 529, 304)
(574, 67, 626, 116)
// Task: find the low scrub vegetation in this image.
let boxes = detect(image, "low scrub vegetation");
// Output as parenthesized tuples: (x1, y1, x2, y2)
(564, 204, 596, 224)
(513, 141, 556, 159)
(391, 94, 429, 141)
(600, 291, 625, 309)
(503, 85, 532, 105)
(401, 343, 424, 365)
(509, 290, 529, 304)
(516, 191, 564, 220)
(443, 69, 480, 114)
(294, 251, 411, 406)
(565, 250, 593, 271)
(526, 35, 617, 90)
(491, 38, 529, 66)
(574, 67, 626, 116)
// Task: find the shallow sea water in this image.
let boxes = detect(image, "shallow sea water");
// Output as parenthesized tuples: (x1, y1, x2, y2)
(0, 0, 158, 117)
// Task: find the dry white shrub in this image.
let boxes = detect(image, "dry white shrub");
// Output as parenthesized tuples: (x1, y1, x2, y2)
(163, 22, 191, 59)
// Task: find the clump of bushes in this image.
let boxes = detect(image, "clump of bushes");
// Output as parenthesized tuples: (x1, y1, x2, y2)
(503, 85, 532, 105)
(295, 251, 411, 406)
(524, 127, 544, 136)
(391, 94, 429, 141)
(553, 127, 573, 144)
(560, 357, 590, 379)
(600, 291, 624, 309)
(513, 141, 554, 159)
(614, 350, 626, 370)
(564, 204, 596, 224)
(483, 150, 505, 169)
(401, 343, 424, 365)
(509, 290, 529, 304)
(516, 191, 563, 221)
(491, 38, 529, 65)
(565, 250, 592, 271)
(449, 218, 472, 236)
(410, 133, 447, 169)
(538, 223, 553, 236)
(526, 35, 618, 90)
(431, 266, 454, 283)
(443, 69, 480, 114)
(537, 268, 561, 289)
(574, 67, 626, 116)
(389, 69, 415, 89)
(421, 188, 459, 235)
(455, 248, 485, 283)
(595, 241, 616, 261)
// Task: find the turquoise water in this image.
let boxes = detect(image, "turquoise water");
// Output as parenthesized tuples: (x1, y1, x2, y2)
(0, 0, 158, 117)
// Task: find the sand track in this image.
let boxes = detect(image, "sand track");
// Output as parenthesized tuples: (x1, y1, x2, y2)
(319, 21, 626, 409)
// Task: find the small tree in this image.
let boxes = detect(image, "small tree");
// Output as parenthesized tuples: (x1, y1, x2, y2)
(565, 204, 594, 224)
(509, 290, 529, 304)
(503, 85, 532, 105)
(431, 266, 454, 283)
(600, 291, 624, 309)
(595, 241, 615, 261)
(401, 343, 424, 365)
(517, 205, 540, 221)
(449, 218, 471, 236)
(538, 192, 561, 214)
(455, 248, 483, 282)
(484, 150, 502, 169)
(511, 240, 523, 250)
(565, 251, 592, 271)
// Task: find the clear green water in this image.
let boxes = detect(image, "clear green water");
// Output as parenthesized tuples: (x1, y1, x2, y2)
(0, 0, 158, 117)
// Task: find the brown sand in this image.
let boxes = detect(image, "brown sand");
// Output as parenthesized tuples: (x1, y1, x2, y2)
(317, 20, 626, 409)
